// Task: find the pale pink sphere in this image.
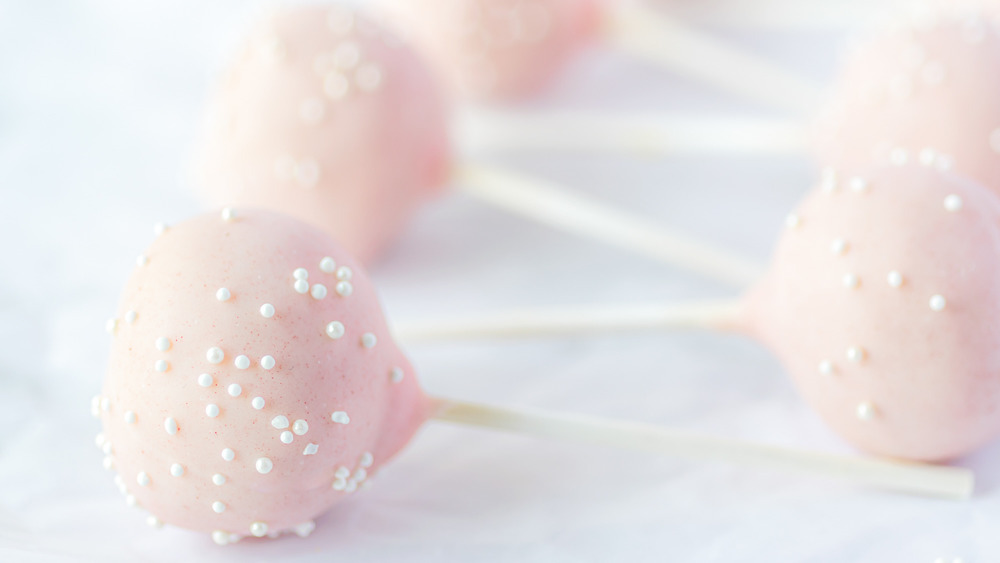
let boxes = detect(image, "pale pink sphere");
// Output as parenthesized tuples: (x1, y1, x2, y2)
(197, 6, 452, 264)
(378, 0, 602, 99)
(814, 11, 1000, 190)
(745, 164, 1000, 461)
(98, 210, 428, 542)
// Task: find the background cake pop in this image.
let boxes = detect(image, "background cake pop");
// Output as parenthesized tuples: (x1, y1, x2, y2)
(197, 4, 761, 285)
(376, 0, 822, 112)
(95, 209, 971, 544)
(813, 8, 1000, 190)
(395, 163, 1000, 461)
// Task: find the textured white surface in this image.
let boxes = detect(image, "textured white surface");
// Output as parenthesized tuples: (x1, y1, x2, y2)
(0, 0, 992, 561)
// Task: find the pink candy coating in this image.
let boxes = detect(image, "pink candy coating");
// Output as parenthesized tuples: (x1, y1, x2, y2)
(814, 12, 1000, 190)
(197, 6, 452, 264)
(745, 164, 1000, 461)
(378, 0, 602, 99)
(99, 210, 428, 538)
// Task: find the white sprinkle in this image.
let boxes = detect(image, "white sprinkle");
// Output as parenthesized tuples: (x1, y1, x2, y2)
(136, 254, 148, 267)
(303, 443, 319, 455)
(125, 494, 137, 507)
(102, 441, 113, 455)
(91, 396, 101, 417)
(155, 360, 169, 373)
(332, 478, 347, 491)
(260, 355, 275, 370)
(212, 531, 229, 545)
(221, 207, 237, 221)
(170, 463, 184, 477)
(154, 222, 169, 236)
(919, 148, 937, 166)
(361, 333, 376, 349)
(124, 410, 136, 424)
(272, 415, 289, 429)
(101, 397, 111, 412)
(234, 355, 251, 370)
(848, 177, 869, 193)
(221, 448, 235, 461)
(311, 284, 328, 299)
(206, 404, 220, 418)
(326, 321, 345, 339)
(212, 501, 226, 514)
(300, 98, 325, 124)
(889, 147, 908, 166)
(105, 319, 118, 335)
(820, 168, 837, 193)
(335, 281, 353, 296)
(260, 303, 275, 318)
(355, 63, 383, 92)
(207, 347, 225, 364)
(324, 72, 350, 99)
(293, 268, 308, 281)
(137, 472, 150, 487)
(359, 452, 373, 468)
(331, 411, 350, 424)
(255, 457, 273, 474)
(390, 367, 404, 383)
(125, 310, 137, 324)
(944, 194, 963, 212)
(345, 480, 358, 493)
(856, 402, 876, 421)
(292, 419, 309, 435)
(103, 456, 114, 470)
(887, 271, 903, 288)
(785, 214, 800, 229)
(250, 522, 269, 538)
(228, 383, 242, 397)
(929, 294, 947, 311)
(252, 397, 265, 410)
(165, 417, 178, 435)
(216, 287, 231, 302)
(846, 347, 865, 363)
(842, 273, 860, 289)
(198, 373, 214, 387)
(147, 516, 163, 529)
(333, 41, 361, 69)
(95, 432, 105, 448)
(830, 239, 848, 255)
(280, 431, 294, 444)
(818, 361, 834, 375)
(155, 337, 171, 351)
(320, 257, 336, 273)
(212, 473, 226, 486)
(335, 466, 351, 480)
(336, 266, 352, 280)
(294, 521, 316, 538)
(353, 468, 367, 482)
(294, 279, 309, 294)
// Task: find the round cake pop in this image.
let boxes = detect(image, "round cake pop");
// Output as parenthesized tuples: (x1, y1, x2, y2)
(376, 0, 601, 99)
(396, 163, 1000, 461)
(197, 5, 451, 264)
(813, 9, 1000, 191)
(98, 209, 428, 542)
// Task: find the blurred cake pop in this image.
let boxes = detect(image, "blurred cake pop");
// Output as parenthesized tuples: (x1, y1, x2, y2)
(397, 163, 1000, 461)
(94, 209, 970, 543)
(198, 5, 760, 285)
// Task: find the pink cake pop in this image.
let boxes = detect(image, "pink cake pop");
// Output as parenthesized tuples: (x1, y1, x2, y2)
(813, 9, 1000, 191)
(98, 209, 428, 542)
(94, 209, 973, 544)
(376, 0, 601, 99)
(198, 5, 451, 264)
(397, 162, 1000, 462)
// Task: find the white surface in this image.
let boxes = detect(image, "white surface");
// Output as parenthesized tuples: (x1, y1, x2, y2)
(0, 1, 991, 561)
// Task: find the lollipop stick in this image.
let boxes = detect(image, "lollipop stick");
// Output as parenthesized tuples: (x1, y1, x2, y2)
(603, 3, 824, 114)
(455, 109, 807, 156)
(453, 164, 765, 287)
(394, 299, 742, 343)
(429, 397, 974, 499)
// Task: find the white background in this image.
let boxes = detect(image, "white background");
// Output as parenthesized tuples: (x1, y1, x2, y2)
(0, 0, 991, 561)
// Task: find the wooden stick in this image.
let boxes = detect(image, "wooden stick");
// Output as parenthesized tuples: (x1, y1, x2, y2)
(453, 163, 765, 287)
(454, 109, 807, 157)
(429, 397, 974, 500)
(602, 3, 824, 115)
(393, 299, 742, 343)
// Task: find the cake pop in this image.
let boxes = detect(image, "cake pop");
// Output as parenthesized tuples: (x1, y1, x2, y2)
(395, 162, 1000, 462)
(197, 5, 760, 285)
(94, 209, 970, 544)
(376, 0, 822, 111)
